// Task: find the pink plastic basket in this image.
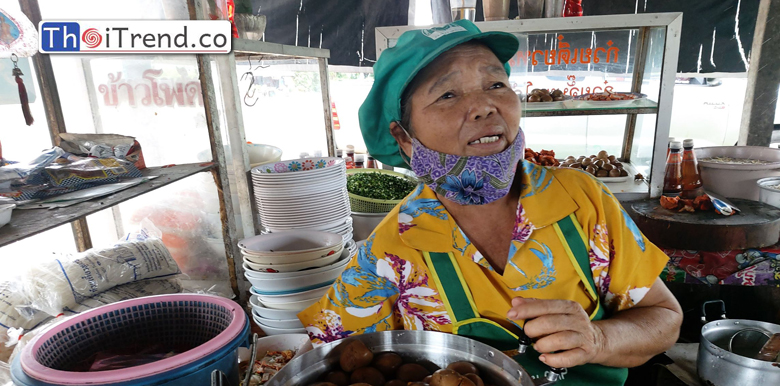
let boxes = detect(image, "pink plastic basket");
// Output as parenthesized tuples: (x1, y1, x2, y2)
(19, 294, 246, 385)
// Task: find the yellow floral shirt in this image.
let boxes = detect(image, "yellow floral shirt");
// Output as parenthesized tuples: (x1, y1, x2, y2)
(298, 160, 668, 345)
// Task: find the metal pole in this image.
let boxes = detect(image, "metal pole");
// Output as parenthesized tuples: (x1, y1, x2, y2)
(737, 0, 780, 147)
(319, 58, 337, 157)
(189, 0, 244, 302)
(19, 0, 93, 251)
(620, 27, 650, 163)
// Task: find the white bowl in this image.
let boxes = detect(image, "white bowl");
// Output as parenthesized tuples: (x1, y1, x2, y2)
(244, 248, 351, 277)
(246, 143, 282, 166)
(0, 204, 14, 229)
(257, 324, 307, 336)
(238, 231, 342, 254)
(243, 251, 342, 273)
(243, 254, 348, 294)
(244, 273, 338, 295)
(252, 311, 304, 329)
(696, 146, 780, 200)
(252, 283, 331, 303)
(242, 244, 343, 265)
(254, 296, 320, 311)
(250, 295, 304, 319)
(237, 333, 312, 365)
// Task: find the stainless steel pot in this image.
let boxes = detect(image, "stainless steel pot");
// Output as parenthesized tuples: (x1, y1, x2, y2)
(698, 300, 780, 386)
(266, 330, 541, 386)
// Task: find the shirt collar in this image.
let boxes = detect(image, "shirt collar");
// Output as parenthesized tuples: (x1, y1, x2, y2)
(397, 160, 578, 253)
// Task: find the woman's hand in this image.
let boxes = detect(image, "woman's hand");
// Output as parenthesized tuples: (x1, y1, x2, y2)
(506, 297, 607, 368)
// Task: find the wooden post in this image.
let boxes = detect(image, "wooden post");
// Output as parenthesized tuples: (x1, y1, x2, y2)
(738, 0, 780, 147)
(19, 0, 93, 251)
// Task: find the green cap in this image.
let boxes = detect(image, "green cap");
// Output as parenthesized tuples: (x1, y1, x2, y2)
(358, 19, 520, 168)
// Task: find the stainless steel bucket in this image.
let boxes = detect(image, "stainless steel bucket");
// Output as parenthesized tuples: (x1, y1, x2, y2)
(697, 300, 780, 386)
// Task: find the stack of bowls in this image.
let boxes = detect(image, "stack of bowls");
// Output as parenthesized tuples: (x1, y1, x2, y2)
(241, 231, 351, 335)
(251, 157, 355, 254)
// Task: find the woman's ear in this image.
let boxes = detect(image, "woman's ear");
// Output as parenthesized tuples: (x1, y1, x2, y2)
(390, 121, 413, 160)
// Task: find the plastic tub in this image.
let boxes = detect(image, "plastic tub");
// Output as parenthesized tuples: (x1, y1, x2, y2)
(246, 143, 282, 167)
(12, 294, 249, 386)
(695, 146, 780, 200)
(757, 177, 780, 209)
(351, 211, 389, 241)
(0, 203, 14, 228)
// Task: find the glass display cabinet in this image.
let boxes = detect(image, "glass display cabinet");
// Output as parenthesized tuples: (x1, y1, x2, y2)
(375, 13, 683, 200)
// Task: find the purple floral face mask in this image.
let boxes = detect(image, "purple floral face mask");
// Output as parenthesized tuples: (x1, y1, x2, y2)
(409, 129, 525, 205)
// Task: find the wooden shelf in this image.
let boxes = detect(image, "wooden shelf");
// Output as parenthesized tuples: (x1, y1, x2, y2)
(0, 162, 215, 248)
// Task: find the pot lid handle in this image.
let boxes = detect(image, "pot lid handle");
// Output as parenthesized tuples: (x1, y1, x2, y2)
(701, 300, 727, 324)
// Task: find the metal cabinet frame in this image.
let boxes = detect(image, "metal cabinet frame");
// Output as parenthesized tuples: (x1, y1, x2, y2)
(375, 13, 683, 200)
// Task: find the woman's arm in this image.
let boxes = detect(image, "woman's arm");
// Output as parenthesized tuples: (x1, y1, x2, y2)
(507, 277, 682, 368)
(591, 277, 682, 367)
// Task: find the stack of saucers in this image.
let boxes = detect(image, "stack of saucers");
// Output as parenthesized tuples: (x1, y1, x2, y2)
(251, 157, 354, 249)
(240, 230, 351, 335)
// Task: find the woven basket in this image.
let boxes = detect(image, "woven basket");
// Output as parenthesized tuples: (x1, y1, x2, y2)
(346, 169, 416, 213)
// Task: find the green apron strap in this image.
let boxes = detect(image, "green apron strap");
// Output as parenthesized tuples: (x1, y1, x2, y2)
(423, 251, 480, 323)
(554, 214, 604, 320)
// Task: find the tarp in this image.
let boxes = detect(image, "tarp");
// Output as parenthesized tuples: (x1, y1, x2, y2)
(250, 0, 409, 66)
(254, 0, 759, 73)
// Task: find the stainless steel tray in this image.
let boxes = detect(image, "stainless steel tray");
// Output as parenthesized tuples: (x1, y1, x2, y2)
(265, 330, 534, 386)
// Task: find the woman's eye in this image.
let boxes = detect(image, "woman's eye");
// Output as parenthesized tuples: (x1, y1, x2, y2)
(490, 82, 506, 89)
(438, 92, 455, 101)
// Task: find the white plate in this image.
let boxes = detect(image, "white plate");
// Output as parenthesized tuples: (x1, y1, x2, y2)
(260, 210, 352, 226)
(265, 217, 352, 232)
(254, 184, 346, 197)
(252, 173, 345, 186)
(258, 202, 349, 217)
(251, 166, 345, 180)
(571, 93, 647, 108)
(238, 231, 342, 254)
(255, 192, 348, 206)
(251, 157, 345, 176)
(263, 216, 352, 232)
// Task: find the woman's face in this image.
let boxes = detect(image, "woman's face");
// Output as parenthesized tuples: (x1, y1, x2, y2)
(392, 42, 521, 158)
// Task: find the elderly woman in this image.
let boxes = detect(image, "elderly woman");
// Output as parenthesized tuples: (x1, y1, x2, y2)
(299, 20, 682, 385)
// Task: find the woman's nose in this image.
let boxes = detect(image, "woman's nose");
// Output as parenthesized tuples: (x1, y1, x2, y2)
(466, 94, 497, 121)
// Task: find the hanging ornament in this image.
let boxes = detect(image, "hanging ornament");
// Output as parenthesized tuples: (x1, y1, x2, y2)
(11, 54, 32, 125)
(0, 7, 38, 126)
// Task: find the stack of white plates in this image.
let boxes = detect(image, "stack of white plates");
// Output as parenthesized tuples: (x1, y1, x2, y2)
(240, 230, 353, 336)
(251, 157, 354, 244)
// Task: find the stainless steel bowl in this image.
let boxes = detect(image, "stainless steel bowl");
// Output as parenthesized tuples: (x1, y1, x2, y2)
(265, 330, 534, 386)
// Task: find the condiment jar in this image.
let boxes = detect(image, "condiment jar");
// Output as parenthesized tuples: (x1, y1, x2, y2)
(681, 139, 705, 199)
(663, 141, 683, 196)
